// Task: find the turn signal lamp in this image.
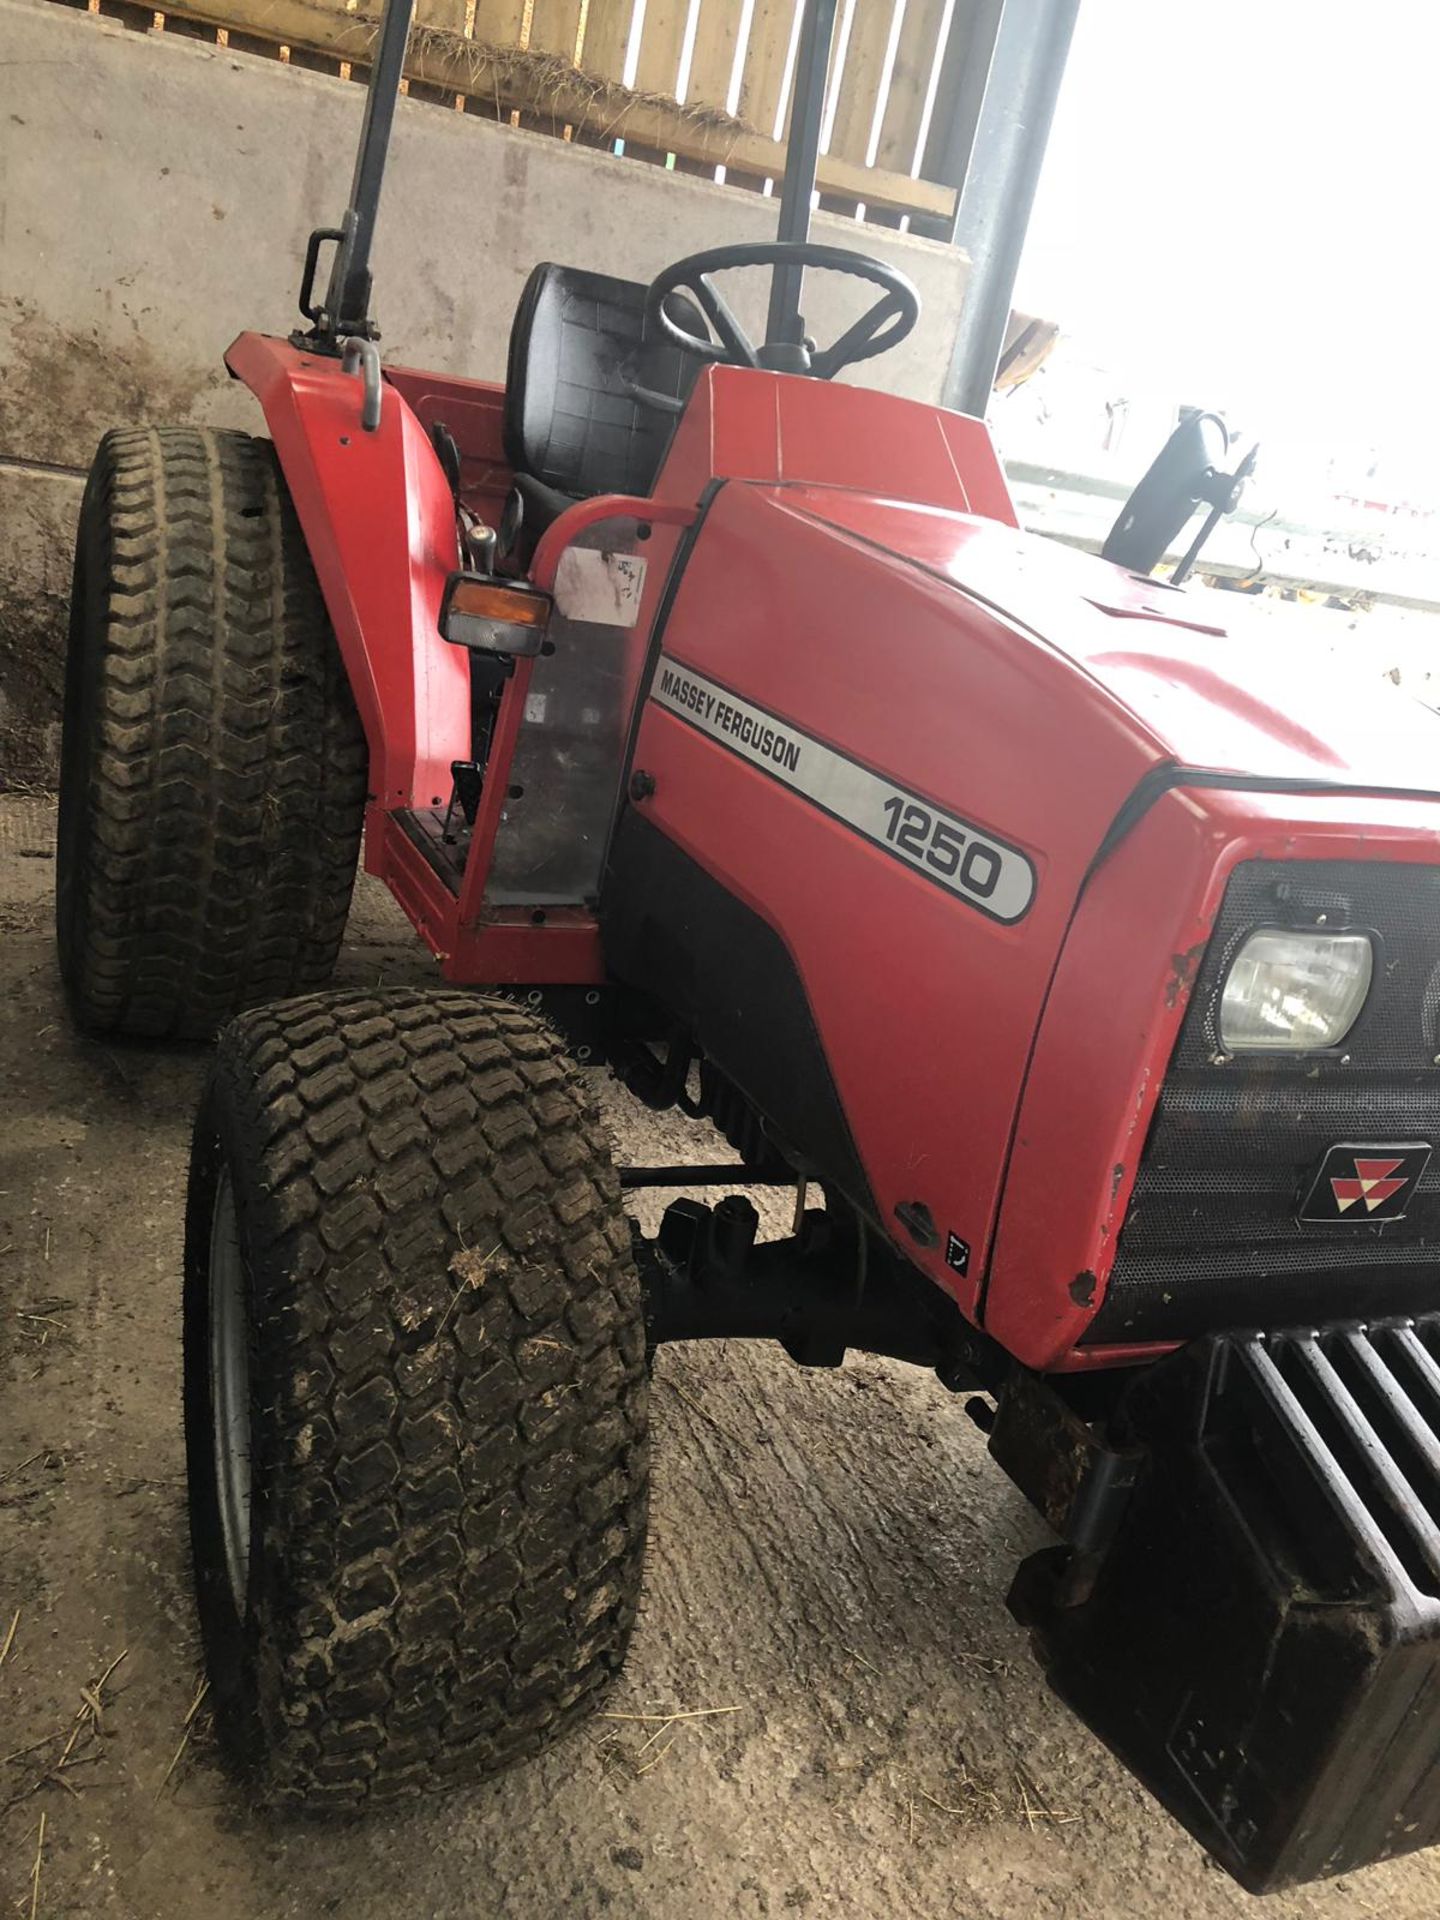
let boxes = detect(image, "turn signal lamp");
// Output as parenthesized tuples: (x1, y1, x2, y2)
(439, 574, 551, 656)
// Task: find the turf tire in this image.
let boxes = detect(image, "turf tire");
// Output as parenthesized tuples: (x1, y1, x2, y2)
(56, 427, 367, 1040)
(183, 989, 649, 1810)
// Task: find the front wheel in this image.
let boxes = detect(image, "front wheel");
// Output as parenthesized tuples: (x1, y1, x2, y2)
(183, 989, 649, 1810)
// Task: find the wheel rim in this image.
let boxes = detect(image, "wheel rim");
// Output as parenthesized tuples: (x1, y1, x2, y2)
(209, 1169, 252, 1615)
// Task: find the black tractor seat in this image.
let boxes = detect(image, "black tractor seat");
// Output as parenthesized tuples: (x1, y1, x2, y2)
(501, 263, 702, 568)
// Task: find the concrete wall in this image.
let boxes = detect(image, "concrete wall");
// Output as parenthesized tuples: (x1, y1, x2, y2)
(0, 0, 970, 781)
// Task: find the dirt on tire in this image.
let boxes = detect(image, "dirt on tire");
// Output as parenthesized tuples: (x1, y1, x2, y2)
(185, 989, 649, 1809)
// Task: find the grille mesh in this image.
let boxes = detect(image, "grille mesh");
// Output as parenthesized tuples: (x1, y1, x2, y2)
(1086, 859, 1440, 1344)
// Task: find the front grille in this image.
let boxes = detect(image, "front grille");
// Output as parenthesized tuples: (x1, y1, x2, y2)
(1086, 859, 1440, 1344)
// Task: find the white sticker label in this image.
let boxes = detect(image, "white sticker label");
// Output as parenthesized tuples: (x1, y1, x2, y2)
(554, 549, 649, 627)
(650, 656, 1036, 924)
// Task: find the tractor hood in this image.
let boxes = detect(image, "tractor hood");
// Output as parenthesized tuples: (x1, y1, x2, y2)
(780, 487, 1440, 800)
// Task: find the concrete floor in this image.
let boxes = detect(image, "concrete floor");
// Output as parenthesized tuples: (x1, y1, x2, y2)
(2, 791, 1437, 1919)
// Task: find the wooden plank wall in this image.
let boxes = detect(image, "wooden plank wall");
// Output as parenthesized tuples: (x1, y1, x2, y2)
(73, 0, 969, 222)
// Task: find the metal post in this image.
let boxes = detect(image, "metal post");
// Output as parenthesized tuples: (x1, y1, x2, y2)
(323, 0, 417, 337)
(765, 0, 840, 353)
(940, 0, 1080, 418)
(909, 0, 1006, 244)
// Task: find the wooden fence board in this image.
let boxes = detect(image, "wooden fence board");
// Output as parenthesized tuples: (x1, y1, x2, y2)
(684, 0, 742, 112)
(733, 0, 796, 138)
(577, 0, 634, 80)
(526, 0, 583, 58)
(825, 0, 896, 166)
(413, 0, 468, 36)
(469, 0, 526, 48)
(871, 0, 943, 173)
(631, 0, 689, 99)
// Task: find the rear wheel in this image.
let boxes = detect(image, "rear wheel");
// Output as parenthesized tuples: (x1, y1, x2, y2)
(56, 426, 367, 1040)
(184, 989, 649, 1810)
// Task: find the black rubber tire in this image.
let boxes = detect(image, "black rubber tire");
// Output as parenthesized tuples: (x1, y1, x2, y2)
(56, 427, 368, 1041)
(183, 989, 649, 1811)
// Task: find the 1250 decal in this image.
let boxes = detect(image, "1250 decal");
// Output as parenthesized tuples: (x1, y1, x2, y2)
(880, 796, 1004, 897)
(650, 658, 1036, 923)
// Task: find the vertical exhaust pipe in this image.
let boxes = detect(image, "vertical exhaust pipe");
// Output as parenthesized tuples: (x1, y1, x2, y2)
(298, 0, 416, 346)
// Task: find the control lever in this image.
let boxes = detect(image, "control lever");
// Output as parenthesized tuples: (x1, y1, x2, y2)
(463, 518, 498, 574)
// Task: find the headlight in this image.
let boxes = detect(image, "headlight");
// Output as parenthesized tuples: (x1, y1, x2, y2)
(1219, 929, 1373, 1052)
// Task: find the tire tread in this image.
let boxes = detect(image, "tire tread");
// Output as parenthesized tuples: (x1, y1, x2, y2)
(58, 426, 367, 1039)
(189, 989, 648, 1809)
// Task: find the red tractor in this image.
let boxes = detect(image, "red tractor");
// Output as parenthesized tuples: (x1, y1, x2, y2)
(54, 0, 1440, 1892)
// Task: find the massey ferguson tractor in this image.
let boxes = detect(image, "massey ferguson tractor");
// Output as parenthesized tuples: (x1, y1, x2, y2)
(52, 0, 1440, 1892)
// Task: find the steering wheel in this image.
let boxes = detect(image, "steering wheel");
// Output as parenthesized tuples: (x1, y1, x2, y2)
(645, 242, 921, 381)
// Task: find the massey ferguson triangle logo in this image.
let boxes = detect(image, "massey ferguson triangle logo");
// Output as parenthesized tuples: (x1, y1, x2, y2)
(1300, 1143, 1432, 1224)
(1331, 1158, 1409, 1213)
